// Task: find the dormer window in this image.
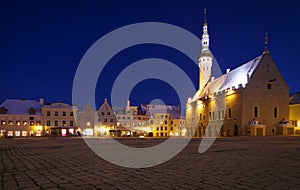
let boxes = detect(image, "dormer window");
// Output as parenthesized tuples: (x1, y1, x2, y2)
(0, 106, 8, 114)
(28, 107, 36, 115)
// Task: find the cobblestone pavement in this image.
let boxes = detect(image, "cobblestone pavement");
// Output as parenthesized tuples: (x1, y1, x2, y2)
(1, 136, 300, 190)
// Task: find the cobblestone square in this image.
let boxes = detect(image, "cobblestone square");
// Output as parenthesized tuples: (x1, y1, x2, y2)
(1, 136, 300, 189)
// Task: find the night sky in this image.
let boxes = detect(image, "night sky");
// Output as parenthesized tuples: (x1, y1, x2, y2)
(1, 0, 300, 108)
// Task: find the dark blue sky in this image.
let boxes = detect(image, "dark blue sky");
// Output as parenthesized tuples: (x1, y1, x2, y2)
(1, 0, 300, 108)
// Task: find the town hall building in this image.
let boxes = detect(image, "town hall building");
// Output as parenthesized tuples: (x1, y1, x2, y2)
(186, 9, 290, 137)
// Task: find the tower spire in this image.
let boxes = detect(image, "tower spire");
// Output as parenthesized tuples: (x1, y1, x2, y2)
(204, 8, 207, 23)
(264, 32, 270, 54)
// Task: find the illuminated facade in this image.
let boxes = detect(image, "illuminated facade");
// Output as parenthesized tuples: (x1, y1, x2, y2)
(186, 10, 290, 137)
(0, 99, 44, 137)
(76, 103, 96, 136)
(41, 102, 77, 136)
(289, 93, 300, 134)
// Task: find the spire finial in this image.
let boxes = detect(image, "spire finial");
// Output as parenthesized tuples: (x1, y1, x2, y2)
(265, 32, 269, 50)
(204, 8, 207, 23)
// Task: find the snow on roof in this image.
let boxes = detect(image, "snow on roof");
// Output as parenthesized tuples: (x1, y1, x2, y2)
(290, 92, 300, 105)
(0, 99, 43, 115)
(193, 55, 263, 101)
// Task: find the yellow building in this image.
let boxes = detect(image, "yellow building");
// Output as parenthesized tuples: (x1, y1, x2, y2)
(186, 10, 289, 137)
(41, 102, 77, 136)
(0, 99, 44, 137)
(289, 93, 300, 134)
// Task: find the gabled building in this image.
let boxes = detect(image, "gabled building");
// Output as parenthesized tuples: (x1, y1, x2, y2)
(186, 9, 289, 137)
(289, 92, 300, 134)
(41, 102, 77, 136)
(0, 99, 44, 137)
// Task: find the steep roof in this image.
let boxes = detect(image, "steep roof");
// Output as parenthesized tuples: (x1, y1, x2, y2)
(0, 99, 43, 115)
(290, 92, 300, 105)
(192, 54, 263, 101)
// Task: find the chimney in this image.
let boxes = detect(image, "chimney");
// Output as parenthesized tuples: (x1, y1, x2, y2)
(39, 98, 44, 105)
(127, 100, 130, 107)
(226, 69, 230, 73)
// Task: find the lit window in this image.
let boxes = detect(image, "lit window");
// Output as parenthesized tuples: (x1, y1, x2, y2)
(15, 131, 20, 136)
(7, 131, 13, 136)
(23, 121, 27, 126)
(30, 121, 34, 126)
(1, 120, 5, 126)
(22, 131, 27, 136)
(16, 121, 20, 126)
(8, 121, 13, 126)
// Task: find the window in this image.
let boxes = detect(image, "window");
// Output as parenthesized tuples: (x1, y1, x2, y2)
(267, 83, 272, 89)
(165, 132, 167, 136)
(160, 132, 163, 136)
(46, 111, 50, 116)
(46, 120, 50, 126)
(15, 121, 20, 126)
(156, 133, 159, 137)
(254, 107, 258, 118)
(164, 120, 168, 124)
(62, 120, 66, 126)
(110, 118, 114, 123)
(1, 120, 5, 126)
(23, 121, 27, 126)
(62, 112, 66, 116)
(7, 131, 13, 136)
(171, 127, 173, 131)
(30, 121, 34, 126)
(212, 112, 215, 121)
(228, 108, 232, 119)
(199, 114, 202, 120)
(22, 131, 27, 136)
(104, 118, 108, 123)
(101, 112, 105, 115)
(274, 107, 278, 118)
(54, 120, 58, 126)
(150, 120, 154, 125)
(209, 112, 212, 120)
(160, 127, 163, 131)
(15, 131, 20, 136)
(107, 112, 110, 115)
(70, 112, 74, 116)
(165, 127, 167, 130)
(221, 110, 225, 120)
(8, 121, 13, 126)
(156, 127, 159, 131)
(203, 115, 206, 120)
(70, 121, 74, 126)
(55, 111, 58, 116)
